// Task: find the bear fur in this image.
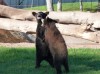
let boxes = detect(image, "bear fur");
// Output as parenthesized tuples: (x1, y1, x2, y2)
(43, 17, 69, 74)
(32, 12, 54, 68)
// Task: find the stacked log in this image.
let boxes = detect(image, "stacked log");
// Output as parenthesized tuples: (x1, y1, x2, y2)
(0, 5, 99, 48)
(0, 18, 100, 44)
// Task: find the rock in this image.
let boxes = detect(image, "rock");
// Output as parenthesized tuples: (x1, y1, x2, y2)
(0, 29, 35, 43)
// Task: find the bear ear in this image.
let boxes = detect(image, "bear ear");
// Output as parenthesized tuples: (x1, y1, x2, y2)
(45, 11, 49, 15)
(32, 12, 37, 16)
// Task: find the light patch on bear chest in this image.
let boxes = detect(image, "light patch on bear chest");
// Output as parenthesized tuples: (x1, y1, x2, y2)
(41, 19, 44, 27)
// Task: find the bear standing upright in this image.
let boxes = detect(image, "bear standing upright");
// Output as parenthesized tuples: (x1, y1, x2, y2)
(32, 12, 54, 68)
(43, 17, 69, 74)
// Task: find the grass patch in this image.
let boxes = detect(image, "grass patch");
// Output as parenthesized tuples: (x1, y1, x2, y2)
(25, 2, 98, 12)
(0, 47, 100, 74)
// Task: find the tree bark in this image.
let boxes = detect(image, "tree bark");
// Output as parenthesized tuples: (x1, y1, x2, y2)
(46, 0, 54, 11)
(79, 0, 83, 11)
(98, 0, 100, 5)
(57, 0, 62, 11)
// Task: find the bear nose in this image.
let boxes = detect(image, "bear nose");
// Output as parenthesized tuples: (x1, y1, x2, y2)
(37, 15, 42, 19)
(38, 15, 42, 18)
(38, 15, 41, 17)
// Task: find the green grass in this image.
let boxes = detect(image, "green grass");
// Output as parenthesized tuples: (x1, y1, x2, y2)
(0, 47, 100, 74)
(25, 2, 98, 11)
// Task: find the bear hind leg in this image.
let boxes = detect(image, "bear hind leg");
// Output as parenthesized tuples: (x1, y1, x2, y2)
(46, 57, 54, 68)
(54, 57, 62, 74)
(63, 59, 69, 73)
(35, 58, 42, 68)
(35, 52, 43, 68)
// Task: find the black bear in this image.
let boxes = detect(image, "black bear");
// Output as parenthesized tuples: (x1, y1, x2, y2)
(43, 17, 69, 74)
(32, 12, 54, 68)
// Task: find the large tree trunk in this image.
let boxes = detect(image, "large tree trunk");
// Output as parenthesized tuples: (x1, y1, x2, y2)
(79, 0, 83, 11)
(98, 0, 100, 6)
(57, 0, 62, 11)
(46, 0, 54, 11)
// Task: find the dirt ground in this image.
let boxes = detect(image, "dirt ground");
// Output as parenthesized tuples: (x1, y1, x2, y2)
(0, 42, 99, 49)
(0, 43, 35, 48)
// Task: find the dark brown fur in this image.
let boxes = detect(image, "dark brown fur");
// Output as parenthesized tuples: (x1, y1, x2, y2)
(32, 12, 54, 68)
(44, 17, 69, 74)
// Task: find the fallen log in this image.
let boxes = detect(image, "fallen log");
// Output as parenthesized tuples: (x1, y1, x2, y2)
(0, 18, 37, 32)
(48, 11, 100, 29)
(56, 23, 100, 43)
(0, 5, 35, 21)
(0, 18, 100, 43)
